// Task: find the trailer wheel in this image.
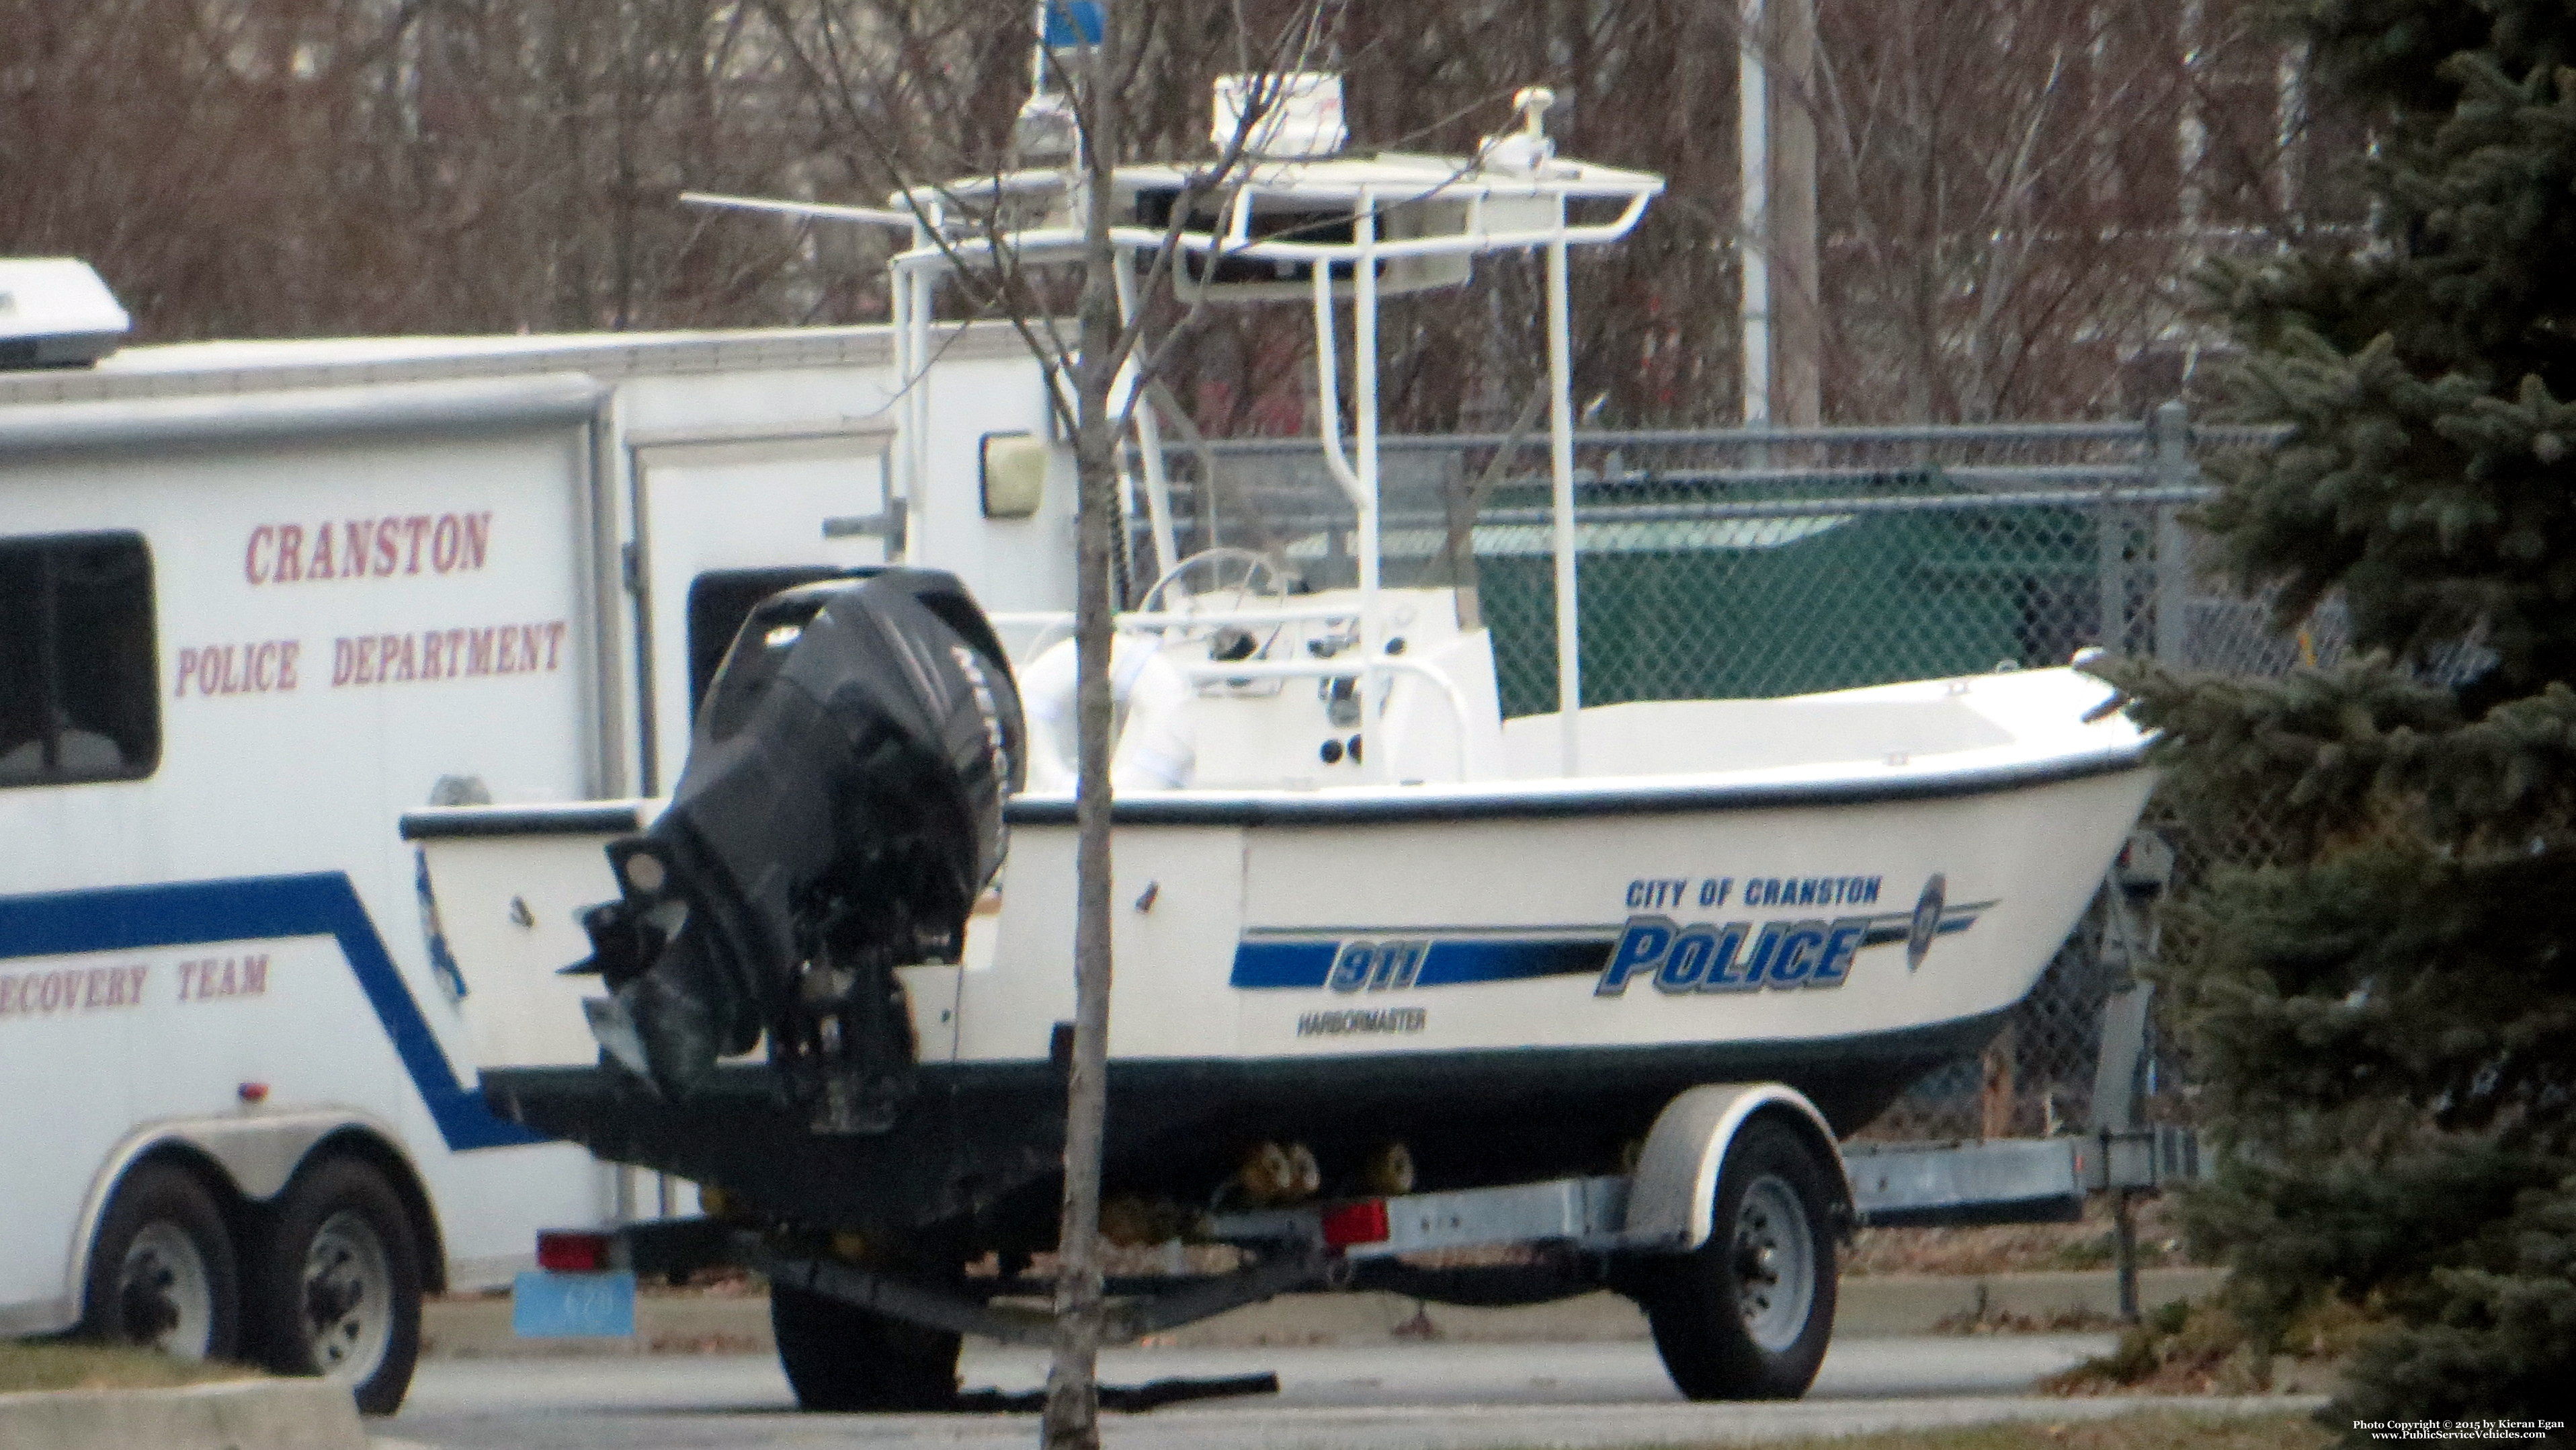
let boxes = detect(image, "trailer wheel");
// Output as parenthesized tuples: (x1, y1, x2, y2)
(245, 1158, 423, 1415)
(1643, 1118, 1837, 1400)
(83, 1162, 239, 1362)
(771, 1283, 960, 1411)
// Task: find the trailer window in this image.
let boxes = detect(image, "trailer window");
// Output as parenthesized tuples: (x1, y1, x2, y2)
(0, 532, 159, 787)
(685, 567, 870, 722)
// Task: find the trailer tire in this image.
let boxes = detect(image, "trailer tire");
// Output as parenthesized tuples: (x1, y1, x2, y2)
(770, 1284, 960, 1412)
(244, 1158, 422, 1415)
(1642, 1118, 1837, 1400)
(82, 1161, 240, 1362)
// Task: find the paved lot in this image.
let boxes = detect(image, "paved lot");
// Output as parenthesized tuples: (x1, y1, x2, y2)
(415, 1271, 2231, 1355)
(382, 1335, 2309, 1449)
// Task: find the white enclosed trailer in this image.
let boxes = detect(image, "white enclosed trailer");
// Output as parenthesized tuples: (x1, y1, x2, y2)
(0, 320, 1059, 1410)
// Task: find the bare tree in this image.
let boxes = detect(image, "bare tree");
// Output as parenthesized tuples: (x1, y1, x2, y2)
(6, 0, 2360, 430)
(730, 7, 1343, 1445)
(1792, 0, 2362, 421)
(0, 0, 835, 336)
(1048, 19, 1128, 1437)
(1802, 0, 2182, 419)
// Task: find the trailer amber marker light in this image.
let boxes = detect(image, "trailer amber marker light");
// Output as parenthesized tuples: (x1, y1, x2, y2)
(1319, 1199, 1390, 1249)
(536, 1230, 613, 1272)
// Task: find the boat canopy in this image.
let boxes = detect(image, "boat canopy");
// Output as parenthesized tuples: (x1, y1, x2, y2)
(687, 73, 1666, 780)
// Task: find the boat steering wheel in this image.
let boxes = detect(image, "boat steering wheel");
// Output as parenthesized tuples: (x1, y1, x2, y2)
(1134, 547, 1292, 661)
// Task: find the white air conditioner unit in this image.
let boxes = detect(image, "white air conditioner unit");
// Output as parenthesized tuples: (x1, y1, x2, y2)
(0, 258, 132, 370)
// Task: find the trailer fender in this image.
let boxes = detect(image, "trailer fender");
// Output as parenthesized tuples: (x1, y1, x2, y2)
(63, 1108, 434, 1320)
(1623, 1084, 1849, 1253)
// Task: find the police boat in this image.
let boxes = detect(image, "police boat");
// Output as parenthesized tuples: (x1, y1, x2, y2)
(400, 73, 2153, 1402)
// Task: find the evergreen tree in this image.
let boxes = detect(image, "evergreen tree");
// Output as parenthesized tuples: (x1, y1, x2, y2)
(2102, 1, 2576, 1428)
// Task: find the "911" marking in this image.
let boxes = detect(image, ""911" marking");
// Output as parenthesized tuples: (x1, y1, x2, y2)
(1327, 939, 1429, 994)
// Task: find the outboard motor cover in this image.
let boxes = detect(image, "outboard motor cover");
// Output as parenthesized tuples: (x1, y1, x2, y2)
(579, 569, 1022, 1104)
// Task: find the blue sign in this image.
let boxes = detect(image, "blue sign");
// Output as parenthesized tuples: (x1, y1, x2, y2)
(1044, 0, 1104, 46)
(512, 1270, 636, 1338)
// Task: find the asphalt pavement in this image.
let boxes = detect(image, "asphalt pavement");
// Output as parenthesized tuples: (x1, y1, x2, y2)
(380, 1335, 2313, 1450)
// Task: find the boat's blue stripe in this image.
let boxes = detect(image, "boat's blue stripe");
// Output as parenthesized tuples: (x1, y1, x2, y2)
(1231, 937, 1614, 990)
(0, 874, 543, 1152)
(1241, 905, 1993, 989)
(1230, 941, 1337, 988)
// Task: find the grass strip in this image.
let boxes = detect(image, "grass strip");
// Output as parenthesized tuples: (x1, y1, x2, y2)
(1507, 1410, 2327, 1450)
(0, 1341, 261, 1394)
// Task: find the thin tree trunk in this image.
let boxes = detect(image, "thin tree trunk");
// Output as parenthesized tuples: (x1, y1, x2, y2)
(1434, 383, 1547, 631)
(1042, 5, 1126, 1444)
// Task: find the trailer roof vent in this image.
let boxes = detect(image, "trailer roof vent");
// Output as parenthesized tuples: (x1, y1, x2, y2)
(0, 259, 131, 370)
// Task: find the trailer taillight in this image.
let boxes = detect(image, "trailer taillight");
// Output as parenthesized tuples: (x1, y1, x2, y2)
(536, 1230, 614, 1272)
(1319, 1199, 1390, 1249)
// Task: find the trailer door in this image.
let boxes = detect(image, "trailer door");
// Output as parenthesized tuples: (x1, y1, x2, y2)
(632, 433, 892, 793)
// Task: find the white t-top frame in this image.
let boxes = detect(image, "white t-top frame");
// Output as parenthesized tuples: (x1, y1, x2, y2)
(691, 108, 1664, 778)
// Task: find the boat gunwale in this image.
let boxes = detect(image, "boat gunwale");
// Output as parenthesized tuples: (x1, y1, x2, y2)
(399, 743, 2149, 841)
(1004, 741, 2150, 827)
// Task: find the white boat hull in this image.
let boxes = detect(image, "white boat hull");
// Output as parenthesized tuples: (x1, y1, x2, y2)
(983, 762, 2149, 1092)
(415, 666, 2149, 1144)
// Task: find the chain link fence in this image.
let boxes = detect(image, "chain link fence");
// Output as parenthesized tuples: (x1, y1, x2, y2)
(1145, 407, 2297, 1141)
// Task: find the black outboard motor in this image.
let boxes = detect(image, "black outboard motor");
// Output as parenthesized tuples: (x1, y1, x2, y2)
(575, 569, 1022, 1129)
